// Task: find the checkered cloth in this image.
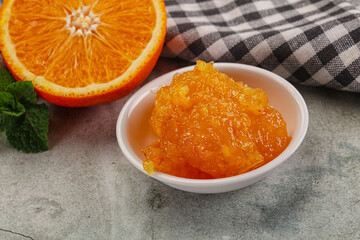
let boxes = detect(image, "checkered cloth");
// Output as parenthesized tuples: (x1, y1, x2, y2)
(162, 0, 360, 92)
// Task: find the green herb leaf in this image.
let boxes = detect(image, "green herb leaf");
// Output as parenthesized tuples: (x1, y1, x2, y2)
(0, 113, 16, 132)
(0, 68, 50, 153)
(0, 114, 7, 132)
(0, 68, 16, 90)
(0, 92, 25, 116)
(6, 81, 37, 105)
(5, 103, 49, 153)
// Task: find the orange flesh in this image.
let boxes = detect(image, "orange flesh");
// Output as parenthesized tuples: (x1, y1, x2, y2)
(7, 0, 155, 88)
(142, 61, 291, 179)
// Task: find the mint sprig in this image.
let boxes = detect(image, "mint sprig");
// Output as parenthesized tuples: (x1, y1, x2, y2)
(0, 68, 49, 153)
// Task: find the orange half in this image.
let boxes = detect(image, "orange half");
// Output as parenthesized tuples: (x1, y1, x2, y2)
(0, 0, 167, 107)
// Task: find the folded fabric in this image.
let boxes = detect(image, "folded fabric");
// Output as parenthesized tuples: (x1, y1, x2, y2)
(162, 0, 360, 92)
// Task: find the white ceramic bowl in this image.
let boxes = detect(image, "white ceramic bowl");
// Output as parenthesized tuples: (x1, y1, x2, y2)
(116, 63, 309, 194)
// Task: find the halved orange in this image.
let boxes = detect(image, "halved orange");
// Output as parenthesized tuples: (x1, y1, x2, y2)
(0, 0, 167, 107)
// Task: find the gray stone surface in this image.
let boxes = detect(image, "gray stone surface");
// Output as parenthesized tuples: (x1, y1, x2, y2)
(0, 57, 359, 240)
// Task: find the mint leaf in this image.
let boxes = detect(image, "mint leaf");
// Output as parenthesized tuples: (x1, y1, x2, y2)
(0, 68, 50, 153)
(0, 114, 7, 132)
(0, 92, 25, 116)
(6, 103, 49, 153)
(6, 81, 37, 105)
(0, 113, 16, 132)
(0, 68, 16, 90)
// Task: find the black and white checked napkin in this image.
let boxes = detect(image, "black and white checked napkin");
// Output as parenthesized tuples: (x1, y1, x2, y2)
(162, 0, 360, 92)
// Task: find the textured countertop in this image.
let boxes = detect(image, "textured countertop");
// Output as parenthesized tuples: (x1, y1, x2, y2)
(0, 57, 359, 240)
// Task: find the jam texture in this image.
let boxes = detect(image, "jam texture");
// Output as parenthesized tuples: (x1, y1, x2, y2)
(142, 61, 290, 179)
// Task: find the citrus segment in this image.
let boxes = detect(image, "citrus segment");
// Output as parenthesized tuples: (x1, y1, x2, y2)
(0, 0, 166, 107)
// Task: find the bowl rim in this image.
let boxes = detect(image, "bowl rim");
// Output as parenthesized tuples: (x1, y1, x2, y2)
(116, 62, 309, 187)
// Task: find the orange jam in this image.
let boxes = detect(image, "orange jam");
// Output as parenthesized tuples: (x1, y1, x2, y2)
(142, 61, 291, 179)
